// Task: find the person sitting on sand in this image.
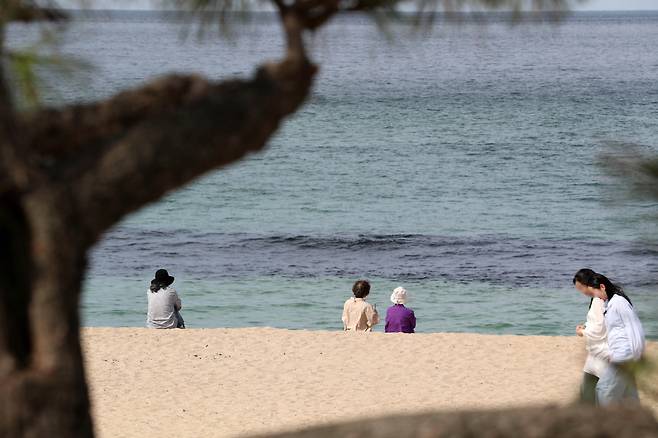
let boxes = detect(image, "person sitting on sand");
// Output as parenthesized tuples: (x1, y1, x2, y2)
(342, 279, 379, 331)
(572, 268, 608, 404)
(385, 286, 416, 333)
(586, 272, 645, 406)
(147, 268, 185, 329)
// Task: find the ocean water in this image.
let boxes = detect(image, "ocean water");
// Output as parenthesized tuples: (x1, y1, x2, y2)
(7, 11, 658, 336)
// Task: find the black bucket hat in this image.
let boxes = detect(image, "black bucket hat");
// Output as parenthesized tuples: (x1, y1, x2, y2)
(153, 269, 175, 286)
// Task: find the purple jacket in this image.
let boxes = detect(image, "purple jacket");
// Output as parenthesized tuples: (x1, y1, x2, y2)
(385, 304, 416, 333)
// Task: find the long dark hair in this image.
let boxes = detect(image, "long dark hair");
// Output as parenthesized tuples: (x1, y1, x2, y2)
(588, 273, 632, 306)
(573, 268, 596, 309)
(573, 268, 596, 286)
(149, 280, 169, 293)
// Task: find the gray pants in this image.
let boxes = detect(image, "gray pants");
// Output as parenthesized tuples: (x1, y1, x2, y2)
(596, 364, 639, 406)
(580, 372, 599, 405)
(175, 309, 185, 329)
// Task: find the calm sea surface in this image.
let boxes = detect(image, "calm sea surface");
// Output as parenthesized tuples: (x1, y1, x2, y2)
(7, 11, 658, 336)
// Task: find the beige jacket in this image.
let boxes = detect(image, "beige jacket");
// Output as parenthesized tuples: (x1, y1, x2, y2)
(342, 298, 379, 331)
(583, 297, 609, 377)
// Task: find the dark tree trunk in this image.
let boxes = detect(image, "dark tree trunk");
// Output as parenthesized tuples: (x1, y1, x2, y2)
(0, 192, 32, 373)
(0, 189, 94, 437)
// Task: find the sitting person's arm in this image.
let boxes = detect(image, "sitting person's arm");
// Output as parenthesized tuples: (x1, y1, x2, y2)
(366, 304, 379, 327)
(173, 290, 182, 311)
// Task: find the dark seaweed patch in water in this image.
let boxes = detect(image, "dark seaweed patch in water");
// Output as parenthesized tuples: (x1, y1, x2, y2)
(91, 229, 658, 288)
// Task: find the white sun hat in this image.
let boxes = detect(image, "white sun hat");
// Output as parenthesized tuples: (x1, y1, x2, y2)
(390, 287, 408, 304)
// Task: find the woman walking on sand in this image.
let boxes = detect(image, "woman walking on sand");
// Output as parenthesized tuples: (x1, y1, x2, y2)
(572, 268, 608, 404)
(586, 272, 645, 405)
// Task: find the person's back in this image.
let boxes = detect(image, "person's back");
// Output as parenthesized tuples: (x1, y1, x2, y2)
(385, 304, 416, 333)
(385, 287, 416, 333)
(147, 286, 181, 329)
(146, 269, 184, 329)
(342, 280, 379, 332)
(605, 294, 645, 363)
(343, 298, 378, 331)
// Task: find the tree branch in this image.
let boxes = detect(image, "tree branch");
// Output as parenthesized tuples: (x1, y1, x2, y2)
(1, 1, 67, 23)
(255, 404, 658, 438)
(15, 1, 326, 247)
(20, 3, 315, 161)
(71, 61, 316, 245)
(294, 0, 340, 30)
(21, 74, 212, 158)
(272, 0, 288, 12)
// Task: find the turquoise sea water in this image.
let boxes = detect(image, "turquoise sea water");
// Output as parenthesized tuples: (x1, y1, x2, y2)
(7, 11, 658, 336)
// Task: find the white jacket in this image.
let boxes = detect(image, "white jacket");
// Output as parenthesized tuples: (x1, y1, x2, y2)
(604, 294, 645, 363)
(146, 287, 182, 329)
(582, 297, 609, 377)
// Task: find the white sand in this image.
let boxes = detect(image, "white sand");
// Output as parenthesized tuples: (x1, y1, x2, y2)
(82, 328, 658, 438)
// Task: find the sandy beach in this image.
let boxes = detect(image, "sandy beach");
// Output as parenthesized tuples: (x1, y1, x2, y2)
(82, 328, 658, 438)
